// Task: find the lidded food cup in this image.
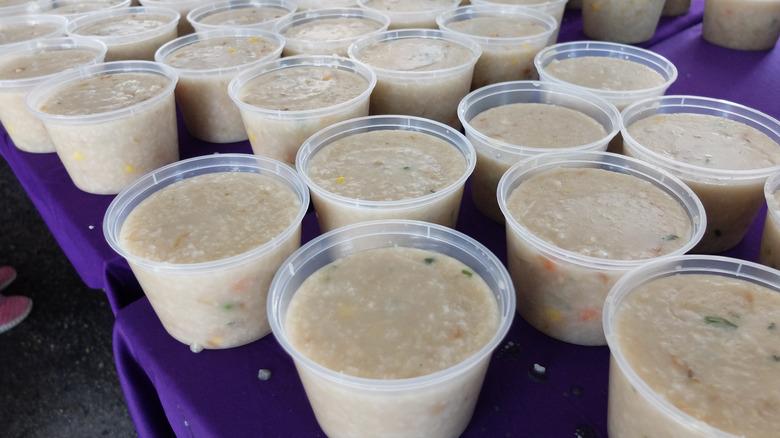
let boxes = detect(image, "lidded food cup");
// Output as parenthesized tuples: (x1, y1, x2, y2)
(760, 169, 780, 269)
(0, 14, 68, 50)
(66, 6, 180, 62)
(187, 0, 297, 33)
(26, 60, 179, 194)
(228, 54, 377, 167)
(155, 28, 284, 143)
(621, 95, 780, 254)
(498, 151, 706, 345)
(702, 0, 780, 51)
(139, 0, 214, 35)
(356, 0, 460, 29)
(436, 4, 558, 90)
(296, 115, 476, 233)
(458, 80, 621, 223)
(604, 255, 780, 437)
(268, 219, 516, 438)
(0, 36, 107, 153)
(348, 28, 481, 129)
(104, 153, 310, 352)
(273, 7, 390, 57)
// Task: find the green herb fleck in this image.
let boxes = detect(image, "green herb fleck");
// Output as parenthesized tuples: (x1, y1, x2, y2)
(223, 303, 234, 311)
(461, 269, 473, 277)
(771, 355, 780, 362)
(704, 315, 738, 329)
(769, 322, 777, 330)
(424, 257, 435, 264)
(662, 234, 679, 241)
(403, 166, 410, 170)
(429, 189, 436, 193)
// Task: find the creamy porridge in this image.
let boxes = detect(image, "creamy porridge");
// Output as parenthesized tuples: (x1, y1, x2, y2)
(119, 171, 303, 351)
(280, 15, 386, 56)
(304, 129, 468, 231)
(0, 45, 104, 153)
(159, 33, 282, 143)
(358, 0, 459, 29)
(609, 272, 780, 438)
(703, 0, 780, 51)
(504, 166, 696, 345)
(626, 112, 780, 253)
(582, 0, 666, 44)
(543, 56, 667, 95)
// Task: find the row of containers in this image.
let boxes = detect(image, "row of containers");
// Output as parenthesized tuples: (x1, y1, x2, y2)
(3, 8, 780, 438)
(2, 0, 778, 50)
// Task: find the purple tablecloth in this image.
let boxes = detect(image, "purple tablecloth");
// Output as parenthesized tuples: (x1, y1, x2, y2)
(1, 0, 778, 435)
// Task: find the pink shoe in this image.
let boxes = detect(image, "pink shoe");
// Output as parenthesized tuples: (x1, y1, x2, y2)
(0, 294, 32, 334)
(0, 266, 16, 292)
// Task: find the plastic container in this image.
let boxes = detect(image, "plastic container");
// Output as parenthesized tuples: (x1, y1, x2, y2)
(26, 60, 179, 194)
(296, 115, 476, 232)
(104, 153, 309, 352)
(621, 95, 780, 254)
(534, 41, 678, 112)
(0, 37, 106, 153)
(0, 0, 46, 16)
(458, 80, 621, 223)
(139, 0, 213, 34)
(268, 219, 515, 438)
(497, 151, 706, 345)
(0, 14, 68, 50)
(274, 7, 390, 57)
(155, 28, 284, 143)
(66, 6, 179, 61)
(581, 0, 666, 44)
(469, 0, 568, 41)
(356, 0, 460, 29)
(759, 169, 780, 269)
(187, 0, 297, 33)
(436, 5, 558, 90)
(702, 0, 780, 51)
(228, 55, 376, 167)
(604, 255, 780, 438)
(38, 0, 131, 22)
(348, 29, 481, 129)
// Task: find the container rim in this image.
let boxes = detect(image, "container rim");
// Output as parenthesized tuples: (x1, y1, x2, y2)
(273, 7, 392, 45)
(187, 0, 297, 31)
(436, 4, 559, 44)
(103, 153, 310, 273)
(67, 6, 181, 43)
(603, 254, 780, 438)
(295, 114, 477, 209)
(268, 219, 516, 391)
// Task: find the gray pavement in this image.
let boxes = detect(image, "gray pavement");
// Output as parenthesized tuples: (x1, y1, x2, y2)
(0, 156, 137, 438)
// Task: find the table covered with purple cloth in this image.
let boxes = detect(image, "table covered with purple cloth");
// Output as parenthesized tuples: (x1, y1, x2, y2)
(1, 0, 779, 436)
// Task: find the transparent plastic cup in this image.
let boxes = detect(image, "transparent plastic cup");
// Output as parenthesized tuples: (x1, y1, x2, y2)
(436, 5, 558, 90)
(534, 41, 678, 112)
(581, 0, 665, 44)
(759, 169, 780, 269)
(274, 7, 390, 57)
(604, 255, 780, 438)
(621, 95, 780, 254)
(155, 28, 284, 143)
(0, 14, 68, 51)
(38, 0, 131, 22)
(468, 0, 568, 42)
(187, 0, 297, 33)
(458, 80, 621, 223)
(66, 6, 179, 61)
(268, 219, 515, 438)
(356, 0, 460, 29)
(348, 29, 481, 129)
(139, 0, 213, 34)
(0, 37, 106, 153)
(228, 55, 377, 167)
(702, 0, 780, 51)
(296, 115, 476, 233)
(105, 153, 310, 352)
(498, 151, 706, 345)
(26, 60, 179, 194)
